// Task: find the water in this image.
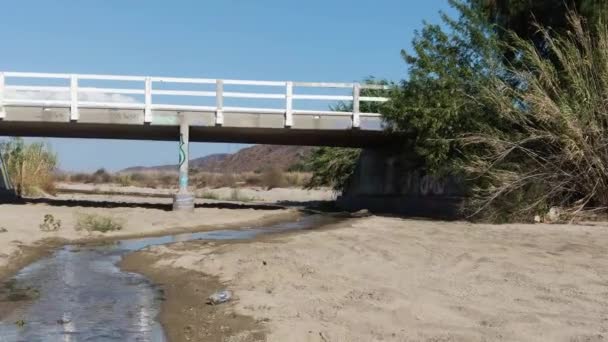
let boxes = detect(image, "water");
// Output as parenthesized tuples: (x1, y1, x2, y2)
(0, 214, 338, 342)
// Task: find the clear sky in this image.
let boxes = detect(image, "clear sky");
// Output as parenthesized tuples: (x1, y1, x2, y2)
(0, 0, 452, 171)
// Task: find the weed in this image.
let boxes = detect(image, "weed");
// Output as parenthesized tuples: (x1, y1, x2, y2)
(75, 213, 124, 233)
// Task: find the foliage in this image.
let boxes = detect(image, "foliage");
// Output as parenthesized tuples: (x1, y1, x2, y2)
(474, 0, 608, 56)
(306, 78, 391, 190)
(462, 14, 608, 221)
(75, 213, 124, 233)
(0, 137, 58, 196)
(383, 0, 503, 174)
(306, 147, 361, 190)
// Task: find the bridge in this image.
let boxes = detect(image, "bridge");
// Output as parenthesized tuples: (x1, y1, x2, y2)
(0, 71, 394, 210)
(0, 71, 392, 147)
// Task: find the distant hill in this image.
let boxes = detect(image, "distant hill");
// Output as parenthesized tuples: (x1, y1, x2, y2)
(121, 145, 312, 174)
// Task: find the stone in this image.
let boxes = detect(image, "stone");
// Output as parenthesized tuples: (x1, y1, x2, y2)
(351, 209, 372, 218)
(546, 207, 562, 223)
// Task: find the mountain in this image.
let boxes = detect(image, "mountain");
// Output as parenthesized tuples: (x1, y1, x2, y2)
(120, 145, 312, 174)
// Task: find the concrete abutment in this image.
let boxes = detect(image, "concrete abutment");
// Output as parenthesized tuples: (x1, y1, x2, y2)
(337, 149, 465, 219)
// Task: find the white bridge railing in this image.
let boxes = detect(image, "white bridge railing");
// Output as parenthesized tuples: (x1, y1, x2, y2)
(0, 72, 389, 128)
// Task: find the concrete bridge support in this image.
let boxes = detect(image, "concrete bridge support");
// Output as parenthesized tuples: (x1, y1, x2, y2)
(172, 117, 195, 211)
(336, 149, 465, 219)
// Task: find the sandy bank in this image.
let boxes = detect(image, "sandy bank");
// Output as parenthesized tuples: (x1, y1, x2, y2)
(127, 216, 608, 342)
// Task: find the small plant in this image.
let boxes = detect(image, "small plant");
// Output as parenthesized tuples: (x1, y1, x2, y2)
(75, 213, 124, 233)
(39, 214, 61, 232)
(199, 191, 220, 200)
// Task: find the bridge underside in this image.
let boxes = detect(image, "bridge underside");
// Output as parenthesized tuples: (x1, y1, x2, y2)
(0, 107, 397, 147)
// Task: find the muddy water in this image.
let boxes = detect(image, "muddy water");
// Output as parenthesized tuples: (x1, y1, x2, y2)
(0, 214, 338, 342)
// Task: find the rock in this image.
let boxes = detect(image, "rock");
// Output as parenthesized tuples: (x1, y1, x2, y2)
(0, 227, 7, 233)
(534, 215, 542, 223)
(351, 209, 372, 218)
(207, 290, 232, 305)
(546, 207, 562, 223)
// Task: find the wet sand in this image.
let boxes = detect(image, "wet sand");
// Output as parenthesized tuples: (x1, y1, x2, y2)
(125, 216, 608, 342)
(122, 246, 266, 342)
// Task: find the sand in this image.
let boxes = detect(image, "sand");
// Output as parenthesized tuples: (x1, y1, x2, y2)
(56, 182, 336, 203)
(130, 216, 608, 342)
(0, 196, 295, 281)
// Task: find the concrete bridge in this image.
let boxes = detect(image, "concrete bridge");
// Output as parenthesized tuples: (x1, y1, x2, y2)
(0, 71, 394, 209)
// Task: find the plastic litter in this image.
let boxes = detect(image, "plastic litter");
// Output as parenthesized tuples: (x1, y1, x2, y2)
(208, 290, 232, 305)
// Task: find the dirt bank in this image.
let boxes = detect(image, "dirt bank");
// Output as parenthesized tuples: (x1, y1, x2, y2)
(121, 245, 267, 342)
(125, 216, 608, 342)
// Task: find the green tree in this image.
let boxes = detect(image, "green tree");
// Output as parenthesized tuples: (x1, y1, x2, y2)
(383, 0, 503, 173)
(474, 0, 608, 55)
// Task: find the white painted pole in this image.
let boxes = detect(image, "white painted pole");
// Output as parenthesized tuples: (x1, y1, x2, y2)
(70, 75, 79, 121)
(216, 79, 224, 126)
(0, 72, 5, 119)
(173, 115, 195, 211)
(285, 81, 293, 127)
(144, 77, 152, 123)
(352, 83, 361, 129)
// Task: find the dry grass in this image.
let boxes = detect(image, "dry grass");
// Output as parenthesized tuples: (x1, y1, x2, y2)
(1, 138, 57, 197)
(463, 14, 608, 222)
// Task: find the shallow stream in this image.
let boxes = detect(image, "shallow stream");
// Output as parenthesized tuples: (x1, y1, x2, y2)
(0, 214, 338, 342)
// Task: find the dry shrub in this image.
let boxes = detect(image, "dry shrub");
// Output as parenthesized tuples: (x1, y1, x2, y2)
(283, 172, 311, 188)
(463, 14, 608, 222)
(0, 138, 57, 196)
(260, 167, 285, 189)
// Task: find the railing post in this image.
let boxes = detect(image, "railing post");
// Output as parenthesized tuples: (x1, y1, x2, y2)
(144, 77, 152, 123)
(285, 81, 293, 128)
(0, 72, 5, 119)
(70, 75, 79, 121)
(352, 83, 361, 129)
(215, 79, 224, 126)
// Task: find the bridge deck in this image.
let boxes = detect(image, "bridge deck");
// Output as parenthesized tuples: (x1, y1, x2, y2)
(0, 72, 395, 147)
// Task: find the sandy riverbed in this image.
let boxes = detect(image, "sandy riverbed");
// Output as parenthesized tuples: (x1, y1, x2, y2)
(0, 197, 295, 282)
(125, 216, 608, 342)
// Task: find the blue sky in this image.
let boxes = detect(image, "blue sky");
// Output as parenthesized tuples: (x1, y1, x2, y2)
(0, 0, 452, 171)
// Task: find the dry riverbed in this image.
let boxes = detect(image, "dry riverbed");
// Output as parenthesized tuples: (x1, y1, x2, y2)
(125, 216, 608, 342)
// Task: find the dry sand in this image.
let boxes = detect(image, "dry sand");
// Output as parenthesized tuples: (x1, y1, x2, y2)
(130, 216, 608, 342)
(56, 182, 336, 203)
